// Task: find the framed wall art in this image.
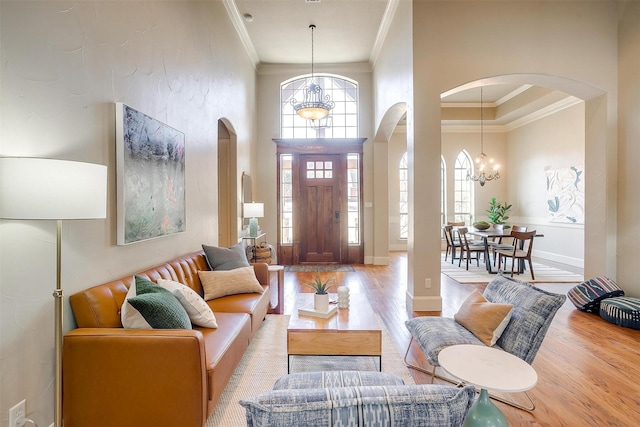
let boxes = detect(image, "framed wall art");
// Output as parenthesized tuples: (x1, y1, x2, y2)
(115, 103, 186, 245)
(546, 165, 584, 224)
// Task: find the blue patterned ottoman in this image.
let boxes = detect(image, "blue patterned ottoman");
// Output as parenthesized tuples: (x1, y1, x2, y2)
(599, 297, 640, 330)
(568, 276, 624, 313)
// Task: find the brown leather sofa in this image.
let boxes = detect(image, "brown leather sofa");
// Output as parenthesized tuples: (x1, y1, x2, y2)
(62, 250, 273, 427)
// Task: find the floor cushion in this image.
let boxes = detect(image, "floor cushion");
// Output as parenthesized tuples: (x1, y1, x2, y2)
(568, 276, 624, 313)
(599, 296, 640, 330)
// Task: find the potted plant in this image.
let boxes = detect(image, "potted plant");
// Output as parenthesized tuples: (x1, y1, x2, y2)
(487, 197, 512, 226)
(304, 272, 336, 311)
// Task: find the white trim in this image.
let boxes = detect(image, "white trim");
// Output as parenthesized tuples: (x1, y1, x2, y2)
(533, 249, 584, 268)
(503, 96, 582, 131)
(258, 62, 372, 75)
(223, 0, 259, 69)
(372, 256, 390, 266)
(406, 292, 443, 311)
(370, 0, 400, 66)
(364, 255, 374, 265)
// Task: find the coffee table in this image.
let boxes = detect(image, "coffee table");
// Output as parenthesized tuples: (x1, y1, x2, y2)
(287, 292, 382, 373)
(438, 344, 538, 426)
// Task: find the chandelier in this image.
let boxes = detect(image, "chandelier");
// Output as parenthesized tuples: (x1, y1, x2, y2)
(467, 87, 500, 186)
(291, 24, 334, 121)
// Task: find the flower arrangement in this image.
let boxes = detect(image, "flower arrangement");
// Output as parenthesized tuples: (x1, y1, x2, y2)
(304, 272, 336, 295)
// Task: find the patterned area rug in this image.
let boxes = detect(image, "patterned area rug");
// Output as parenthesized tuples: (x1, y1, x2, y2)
(441, 253, 583, 284)
(285, 265, 356, 272)
(206, 314, 413, 427)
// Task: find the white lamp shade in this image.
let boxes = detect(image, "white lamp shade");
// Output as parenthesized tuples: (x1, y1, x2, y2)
(0, 157, 108, 220)
(243, 202, 264, 218)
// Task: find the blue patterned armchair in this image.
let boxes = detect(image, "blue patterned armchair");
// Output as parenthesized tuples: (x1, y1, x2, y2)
(404, 274, 566, 411)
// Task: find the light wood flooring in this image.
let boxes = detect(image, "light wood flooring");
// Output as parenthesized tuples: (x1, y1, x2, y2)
(280, 252, 640, 426)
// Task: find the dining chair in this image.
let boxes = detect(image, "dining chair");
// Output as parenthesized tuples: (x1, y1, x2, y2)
(497, 230, 536, 279)
(457, 227, 485, 270)
(443, 225, 461, 263)
(447, 221, 465, 226)
(488, 225, 527, 266)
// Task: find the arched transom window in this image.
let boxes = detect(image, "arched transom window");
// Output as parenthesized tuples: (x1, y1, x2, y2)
(281, 75, 358, 139)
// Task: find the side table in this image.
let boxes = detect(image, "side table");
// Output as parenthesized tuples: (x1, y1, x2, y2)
(267, 265, 284, 314)
(438, 344, 538, 427)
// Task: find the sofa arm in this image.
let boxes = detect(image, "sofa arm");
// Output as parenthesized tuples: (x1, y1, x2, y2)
(251, 262, 269, 287)
(63, 328, 208, 427)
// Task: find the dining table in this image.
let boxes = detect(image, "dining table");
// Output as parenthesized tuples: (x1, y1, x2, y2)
(467, 228, 544, 274)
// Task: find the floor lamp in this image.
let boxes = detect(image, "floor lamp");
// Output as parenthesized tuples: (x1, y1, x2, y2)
(0, 157, 107, 427)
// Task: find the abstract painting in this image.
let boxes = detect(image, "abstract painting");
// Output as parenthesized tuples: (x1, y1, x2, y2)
(116, 103, 185, 244)
(546, 165, 584, 224)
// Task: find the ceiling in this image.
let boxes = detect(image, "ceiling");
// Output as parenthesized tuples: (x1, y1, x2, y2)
(229, 0, 579, 127)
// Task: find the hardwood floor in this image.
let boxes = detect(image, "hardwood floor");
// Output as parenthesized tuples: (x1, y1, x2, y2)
(280, 252, 640, 426)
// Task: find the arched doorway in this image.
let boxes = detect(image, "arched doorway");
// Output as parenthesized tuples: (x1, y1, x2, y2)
(217, 119, 238, 247)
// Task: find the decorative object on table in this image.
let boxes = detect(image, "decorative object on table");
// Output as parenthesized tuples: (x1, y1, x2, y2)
(254, 242, 274, 264)
(0, 157, 108, 427)
(115, 103, 185, 245)
(466, 87, 500, 186)
(545, 165, 584, 224)
(486, 197, 512, 225)
(297, 303, 338, 319)
(338, 286, 350, 309)
(472, 220, 490, 231)
(290, 24, 334, 121)
(243, 202, 264, 237)
(303, 272, 336, 311)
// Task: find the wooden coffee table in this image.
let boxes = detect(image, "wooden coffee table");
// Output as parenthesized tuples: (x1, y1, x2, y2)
(287, 292, 382, 373)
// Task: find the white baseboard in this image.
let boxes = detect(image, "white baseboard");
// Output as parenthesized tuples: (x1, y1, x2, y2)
(406, 292, 442, 311)
(533, 249, 583, 268)
(372, 256, 390, 265)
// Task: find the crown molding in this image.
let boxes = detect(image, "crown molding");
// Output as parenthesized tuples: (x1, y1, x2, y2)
(223, 0, 259, 69)
(370, 0, 400, 67)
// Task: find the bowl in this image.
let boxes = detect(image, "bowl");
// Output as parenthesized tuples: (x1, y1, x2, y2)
(473, 222, 490, 230)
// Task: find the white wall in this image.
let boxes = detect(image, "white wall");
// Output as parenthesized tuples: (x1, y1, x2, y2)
(255, 64, 375, 261)
(388, 128, 407, 250)
(617, 1, 640, 297)
(401, 0, 619, 309)
(0, 1, 257, 425)
(508, 102, 585, 267)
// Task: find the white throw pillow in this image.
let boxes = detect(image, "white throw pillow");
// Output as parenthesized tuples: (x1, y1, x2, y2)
(157, 278, 218, 328)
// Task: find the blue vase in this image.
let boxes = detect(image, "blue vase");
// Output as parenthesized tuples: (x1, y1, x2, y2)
(463, 389, 508, 427)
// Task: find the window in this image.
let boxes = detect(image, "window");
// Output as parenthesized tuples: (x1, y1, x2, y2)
(347, 154, 360, 244)
(280, 154, 293, 245)
(454, 151, 473, 225)
(281, 75, 358, 139)
(399, 152, 408, 239)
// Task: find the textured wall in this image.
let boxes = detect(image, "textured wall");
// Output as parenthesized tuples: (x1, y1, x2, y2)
(0, 1, 256, 425)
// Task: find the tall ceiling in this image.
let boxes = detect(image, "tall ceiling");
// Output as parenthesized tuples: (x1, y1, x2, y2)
(229, 0, 579, 127)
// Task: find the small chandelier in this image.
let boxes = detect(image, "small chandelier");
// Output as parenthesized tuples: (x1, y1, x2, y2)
(291, 24, 334, 121)
(467, 87, 500, 186)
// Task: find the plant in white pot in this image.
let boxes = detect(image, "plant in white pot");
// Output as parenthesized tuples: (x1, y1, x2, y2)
(487, 197, 512, 226)
(304, 272, 336, 311)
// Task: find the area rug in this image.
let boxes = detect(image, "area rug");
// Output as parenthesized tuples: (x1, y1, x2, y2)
(285, 264, 356, 272)
(206, 314, 414, 427)
(441, 254, 583, 284)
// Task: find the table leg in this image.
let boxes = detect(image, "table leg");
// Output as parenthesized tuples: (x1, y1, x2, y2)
(463, 389, 508, 427)
(482, 238, 495, 274)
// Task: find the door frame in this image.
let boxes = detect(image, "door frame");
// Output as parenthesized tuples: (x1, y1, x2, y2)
(274, 138, 367, 265)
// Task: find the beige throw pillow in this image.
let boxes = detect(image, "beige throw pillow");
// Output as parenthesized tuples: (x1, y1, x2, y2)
(198, 266, 264, 301)
(454, 289, 514, 346)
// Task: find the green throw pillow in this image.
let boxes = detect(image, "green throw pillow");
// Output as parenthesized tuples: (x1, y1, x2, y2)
(121, 276, 191, 329)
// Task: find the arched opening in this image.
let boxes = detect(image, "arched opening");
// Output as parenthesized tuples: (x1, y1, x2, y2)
(217, 118, 238, 247)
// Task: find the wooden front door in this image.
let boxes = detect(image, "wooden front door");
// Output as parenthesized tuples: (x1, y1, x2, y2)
(299, 154, 342, 263)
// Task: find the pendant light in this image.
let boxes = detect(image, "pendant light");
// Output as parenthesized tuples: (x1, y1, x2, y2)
(467, 87, 500, 186)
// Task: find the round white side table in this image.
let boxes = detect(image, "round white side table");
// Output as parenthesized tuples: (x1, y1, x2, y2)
(438, 344, 538, 427)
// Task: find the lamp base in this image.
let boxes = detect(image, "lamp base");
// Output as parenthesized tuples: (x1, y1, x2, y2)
(249, 218, 259, 237)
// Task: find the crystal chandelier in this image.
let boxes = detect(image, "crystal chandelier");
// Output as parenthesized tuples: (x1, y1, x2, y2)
(291, 25, 334, 121)
(467, 87, 500, 186)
